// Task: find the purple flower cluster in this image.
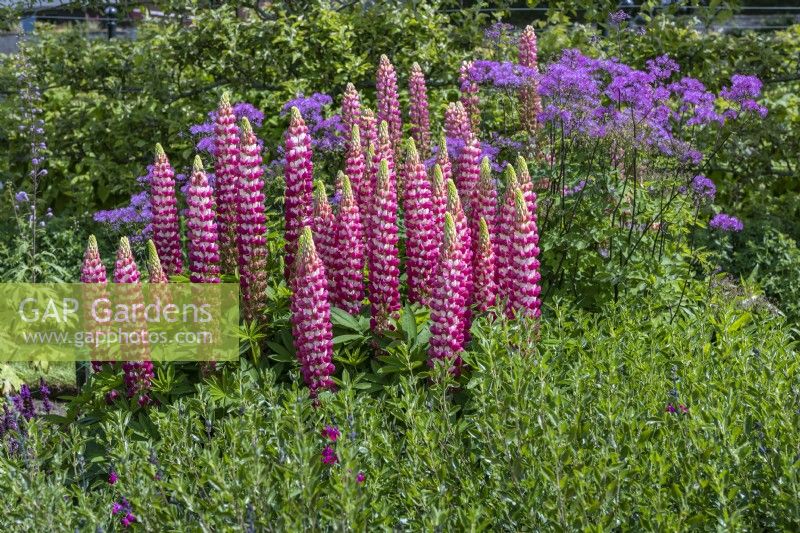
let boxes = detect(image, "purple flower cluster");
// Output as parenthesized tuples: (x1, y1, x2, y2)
(484, 21, 516, 43)
(190, 102, 264, 155)
(563, 180, 587, 197)
(428, 136, 506, 172)
(537, 49, 766, 163)
(709, 213, 744, 232)
(111, 498, 137, 528)
(281, 93, 346, 153)
(94, 191, 152, 242)
(464, 60, 539, 90)
(691, 174, 716, 201)
(609, 10, 631, 25)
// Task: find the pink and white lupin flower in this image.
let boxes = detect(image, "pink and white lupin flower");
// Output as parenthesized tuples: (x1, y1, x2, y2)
(81, 235, 107, 284)
(237, 117, 268, 320)
(516, 155, 537, 221)
(149, 143, 182, 276)
(428, 212, 466, 374)
(518, 26, 543, 135)
(459, 60, 480, 130)
(473, 217, 498, 313)
(446, 179, 473, 339)
(213, 93, 241, 274)
(455, 133, 481, 216)
(345, 125, 366, 216)
(507, 189, 542, 319)
(408, 62, 431, 158)
(313, 180, 337, 296)
(186, 156, 220, 284)
(436, 134, 453, 184)
(444, 102, 471, 143)
(114, 236, 141, 284)
(403, 139, 438, 305)
(359, 107, 378, 154)
(331, 174, 365, 315)
(430, 164, 448, 238)
(283, 106, 315, 281)
(291, 226, 336, 397)
(496, 165, 518, 303)
(367, 159, 401, 332)
(471, 156, 499, 256)
(376, 55, 402, 154)
(146, 239, 169, 284)
(342, 82, 361, 150)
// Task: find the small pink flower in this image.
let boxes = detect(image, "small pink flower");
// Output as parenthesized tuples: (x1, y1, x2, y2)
(321, 425, 341, 442)
(356, 471, 366, 484)
(108, 470, 118, 485)
(666, 404, 677, 414)
(321, 445, 338, 465)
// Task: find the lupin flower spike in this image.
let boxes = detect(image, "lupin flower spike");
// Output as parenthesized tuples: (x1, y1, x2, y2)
(290, 227, 336, 397)
(496, 165, 519, 301)
(518, 26, 543, 135)
(342, 83, 362, 150)
(237, 117, 269, 320)
(409, 63, 431, 158)
(403, 139, 438, 304)
(436, 134, 453, 183)
(345, 125, 366, 216)
(507, 189, 541, 319)
(367, 159, 401, 332)
(114, 236, 140, 284)
(150, 143, 183, 275)
(284, 106, 315, 281)
(473, 217, 498, 313)
(444, 102, 472, 143)
(186, 156, 220, 284)
(376, 55, 402, 154)
(213, 92, 241, 274)
(455, 133, 481, 216)
(81, 235, 107, 283)
(446, 178, 473, 341)
(516, 155, 537, 221)
(146, 239, 169, 283)
(459, 61, 480, 129)
(312, 180, 337, 296)
(331, 174, 365, 315)
(359, 107, 378, 154)
(428, 212, 466, 374)
(430, 164, 448, 239)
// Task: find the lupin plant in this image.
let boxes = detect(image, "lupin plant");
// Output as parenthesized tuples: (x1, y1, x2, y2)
(341, 82, 361, 149)
(402, 139, 438, 304)
(237, 117, 269, 320)
(213, 93, 241, 274)
(345, 125, 366, 217)
(430, 164, 448, 239)
(436, 134, 453, 183)
(518, 25, 542, 135)
(471, 157, 499, 258)
(516, 156, 537, 220)
(428, 212, 466, 374)
(149, 144, 182, 276)
(507, 190, 541, 319)
(455, 133, 481, 216)
(446, 179, 473, 339)
(408, 62, 431, 158)
(375, 120, 395, 173)
(312, 180, 337, 296)
(146, 240, 169, 284)
(361, 143, 376, 215)
(186, 156, 220, 284)
(376, 55, 402, 153)
(331, 175, 364, 315)
(290, 227, 336, 397)
(283, 106, 315, 281)
(459, 60, 480, 129)
(496, 165, 519, 302)
(114, 237, 141, 284)
(81, 235, 108, 372)
(81, 235, 107, 284)
(444, 102, 471, 142)
(359, 107, 378, 154)
(367, 159, 401, 332)
(473, 217, 498, 313)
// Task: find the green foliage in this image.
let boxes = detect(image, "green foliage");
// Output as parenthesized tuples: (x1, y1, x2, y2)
(2, 286, 798, 530)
